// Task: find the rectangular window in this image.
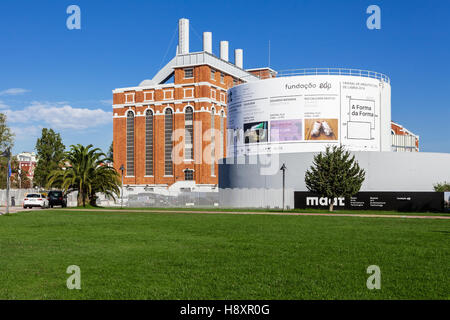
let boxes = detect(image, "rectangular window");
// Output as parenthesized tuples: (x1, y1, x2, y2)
(126, 112, 135, 176)
(211, 69, 216, 80)
(184, 88, 194, 98)
(163, 90, 173, 100)
(165, 110, 173, 175)
(211, 89, 216, 100)
(145, 111, 153, 176)
(220, 73, 225, 83)
(184, 170, 194, 181)
(220, 92, 226, 102)
(184, 68, 193, 79)
(144, 91, 154, 101)
(211, 109, 215, 176)
(185, 107, 194, 160)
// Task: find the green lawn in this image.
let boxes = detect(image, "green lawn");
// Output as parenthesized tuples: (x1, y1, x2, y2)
(0, 209, 448, 299)
(62, 206, 449, 217)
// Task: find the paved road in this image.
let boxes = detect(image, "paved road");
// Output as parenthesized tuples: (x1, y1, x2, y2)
(2, 207, 449, 220)
(0, 206, 44, 214)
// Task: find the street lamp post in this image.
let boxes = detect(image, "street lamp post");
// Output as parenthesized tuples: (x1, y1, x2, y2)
(119, 164, 125, 209)
(280, 163, 287, 211)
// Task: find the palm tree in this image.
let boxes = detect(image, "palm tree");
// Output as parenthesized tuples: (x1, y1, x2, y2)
(47, 144, 121, 207)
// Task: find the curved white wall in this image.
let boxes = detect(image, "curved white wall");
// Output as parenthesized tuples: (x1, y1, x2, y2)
(219, 152, 450, 208)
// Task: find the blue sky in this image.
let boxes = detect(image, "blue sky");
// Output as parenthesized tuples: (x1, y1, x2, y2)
(0, 0, 449, 154)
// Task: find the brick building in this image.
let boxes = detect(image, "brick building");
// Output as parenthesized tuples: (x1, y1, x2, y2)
(16, 151, 37, 187)
(112, 19, 264, 194)
(391, 121, 419, 152)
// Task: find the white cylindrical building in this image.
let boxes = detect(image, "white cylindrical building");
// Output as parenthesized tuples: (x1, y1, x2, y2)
(226, 69, 391, 156)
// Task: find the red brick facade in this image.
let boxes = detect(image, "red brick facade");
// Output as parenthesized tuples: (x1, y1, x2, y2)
(113, 65, 243, 187)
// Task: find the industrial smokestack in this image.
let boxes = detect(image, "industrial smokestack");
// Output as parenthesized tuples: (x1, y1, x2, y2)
(235, 49, 243, 68)
(178, 18, 189, 55)
(203, 32, 212, 54)
(220, 41, 229, 61)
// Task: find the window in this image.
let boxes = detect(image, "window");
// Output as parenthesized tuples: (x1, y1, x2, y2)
(126, 111, 135, 176)
(220, 92, 226, 102)
(184, 169, 194, 181)
(125, 93, 135, 103)
(184, 68, 193, 79)
(185, 106, 194, 160)
(145, 109, 153, 176)
(144, 91, 154, 101)
(164, 90, 173, 100)
(211, 69, 216, 80)
(164, 108, 173, 175)
(211, 89, 216, 100)
(220, 73, 225, 83)
(211, 107, 215, 176)
(184, 88, 194, 98)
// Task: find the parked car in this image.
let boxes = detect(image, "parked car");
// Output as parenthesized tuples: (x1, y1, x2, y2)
(47, 190, 67, 208)
(23, 193, 49, 209)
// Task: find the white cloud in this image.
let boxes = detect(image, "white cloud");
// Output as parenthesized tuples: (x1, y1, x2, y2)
(0, 100, 10, 109)
(11, 125, 41, 140)
(100, 99, 113, 106)
(5, 101, 112, 130)
(0, 88, 30, 96)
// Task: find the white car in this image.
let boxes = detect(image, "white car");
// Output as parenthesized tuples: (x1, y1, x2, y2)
(23, 193, 49, 209)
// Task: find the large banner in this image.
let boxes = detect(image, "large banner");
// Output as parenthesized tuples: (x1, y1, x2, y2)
(227, 75, 390, 156)
(294, 191, 445, 212)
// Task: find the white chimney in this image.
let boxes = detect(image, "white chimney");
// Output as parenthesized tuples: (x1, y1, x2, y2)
(203, 32, 212, 54)
(220, 41, 229, 61)
(235, 49, 243, 68)
(178, 18, 189, 55)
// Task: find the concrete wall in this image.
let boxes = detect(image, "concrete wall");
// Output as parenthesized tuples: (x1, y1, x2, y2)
(219, 151, 450, 208)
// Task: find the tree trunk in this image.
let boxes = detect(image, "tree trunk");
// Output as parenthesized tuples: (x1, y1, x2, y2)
(77, 191, 83, 207)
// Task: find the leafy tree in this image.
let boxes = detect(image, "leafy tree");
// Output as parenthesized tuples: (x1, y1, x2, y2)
(433, 182, 450, 192)
(0, 156, 18, 189)
(0, 112, 15, 189)
(12, 165, 32, 189)
(305, 145, 365, 211)
(34, 128, 65, 188)
(47, 144, 120, 207)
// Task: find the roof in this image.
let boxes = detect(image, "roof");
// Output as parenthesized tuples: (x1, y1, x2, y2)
(139, 51, 259, 87)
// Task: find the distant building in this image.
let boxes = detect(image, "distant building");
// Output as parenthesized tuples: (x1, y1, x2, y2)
(391, 121, 419, 152)
(16, 151, 37, 184)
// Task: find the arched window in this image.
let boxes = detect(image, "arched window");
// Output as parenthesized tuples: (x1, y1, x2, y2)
(185, 106, 193, 160)
(164, 108, 173, 175)
(211, 107, 215, 176)
(184, 169, 194, 181)
(126, 110, 135, 176)
(145, 109, 153, 176)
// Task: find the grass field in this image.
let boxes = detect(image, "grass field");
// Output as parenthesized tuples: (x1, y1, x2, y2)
(62, 205, 449, 217)
(0, 209, 448, 299)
